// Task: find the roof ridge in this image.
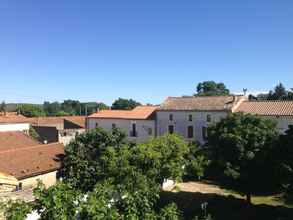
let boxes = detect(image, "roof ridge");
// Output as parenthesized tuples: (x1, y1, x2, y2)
(247, 100, 293, 103)
(0, 142, 63, 155)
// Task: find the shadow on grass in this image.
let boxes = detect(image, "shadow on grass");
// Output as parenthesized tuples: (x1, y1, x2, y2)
(159, 191, 293, 220)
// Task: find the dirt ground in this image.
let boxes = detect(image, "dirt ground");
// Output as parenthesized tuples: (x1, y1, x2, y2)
(166, 181, 226, 195)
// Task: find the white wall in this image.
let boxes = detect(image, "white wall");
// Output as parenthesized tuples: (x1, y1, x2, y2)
(264, 116, 293, 133)
(87, 118, 155, 142)
(0, 123, 30, 132)
(156, 111, 228, 143)
(20, 171, 58, 189)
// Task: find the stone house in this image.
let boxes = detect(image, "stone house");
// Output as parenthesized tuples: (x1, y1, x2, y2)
(0, 131, 64, 192)
(87, 106, 157, 142)
(156, 96, 247, 144)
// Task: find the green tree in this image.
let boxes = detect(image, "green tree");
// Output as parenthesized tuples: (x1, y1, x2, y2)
(1, 200, 32, 220)
(0, 101, 6, 114)
(43, 101, 61, 116)
(274, 125, 293, 200)
(195, 81, 230, 96)
(207, 113, 278, 203)
(29, 126, 40, 141)
(17, 104, 46, 117)
(185, 143, 210, 181)
(111, 98, 141, 110)
(267, 83, 287, 100)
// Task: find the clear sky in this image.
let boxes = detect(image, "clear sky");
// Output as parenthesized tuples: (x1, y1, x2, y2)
(0, 0, 293, 105)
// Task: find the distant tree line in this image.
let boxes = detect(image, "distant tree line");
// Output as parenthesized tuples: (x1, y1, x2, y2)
(249, 83, 293, 101)
(9, 98, 142, 117)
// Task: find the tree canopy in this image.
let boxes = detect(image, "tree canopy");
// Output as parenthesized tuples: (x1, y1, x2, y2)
(111, 98, 141, 110)
(3, 128, 194, 219)
(17, 104, 46, 117)
(195, 81, 230, 96)
(207, 113, 278, 203)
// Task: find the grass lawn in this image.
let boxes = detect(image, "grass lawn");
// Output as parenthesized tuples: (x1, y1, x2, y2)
(160, 181, 293, 220)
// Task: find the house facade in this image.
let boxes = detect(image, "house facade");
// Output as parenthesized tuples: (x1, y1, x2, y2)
(87, 96, 293, 143)
(156, 96, 247, 143)
(87, 106, 157, 142)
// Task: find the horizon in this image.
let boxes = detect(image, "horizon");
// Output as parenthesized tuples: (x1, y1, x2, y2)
(1, 1, 292, 105)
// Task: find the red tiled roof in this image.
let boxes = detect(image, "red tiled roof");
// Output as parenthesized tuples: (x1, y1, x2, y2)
(235, 101, 293, 116)
(0, 142, 64, 179)
(0, 131, 41, 151)
(159, 96, 244, 111)
(88, 106, 158, 120)
(0, 112, 29, 124)
(28, 116, 86, 128)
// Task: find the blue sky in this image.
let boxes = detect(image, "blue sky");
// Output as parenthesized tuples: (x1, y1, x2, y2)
(0, 0, 293, 105)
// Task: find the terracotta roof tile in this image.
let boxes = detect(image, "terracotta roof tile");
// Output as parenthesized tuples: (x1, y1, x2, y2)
(0, 112, 29, 124)
(88, 106, 158, 120)
(0, 142, 64, 179)
(235, 101, 293, 116)
(28, 116, 86, 128)
(159, 96, 244, 111)
(0, 131, 41, 151)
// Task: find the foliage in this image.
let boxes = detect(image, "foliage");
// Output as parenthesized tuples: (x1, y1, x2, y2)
(274, 125, 293, 200)
(17, 104, 46, 117)
(43, 100, 109, 116)
(185, 143, 210, 181)
(33, 181, 80, 220)
(207, 113, 278, 203)
(133, 134, 190, 185)
(256, 83, 293, 100)
(29, 126, 40, 141)
(1, 200, 32, 220)
(111, 98, 141, 110)
(195, 81, 230, 96)
(0, 101, 6, 113)
(62, 128, 127, 191)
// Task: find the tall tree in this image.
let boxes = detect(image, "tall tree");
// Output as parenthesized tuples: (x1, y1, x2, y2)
(207, 113, 278, 203)
(267, 83, 287, 100)
(0, 101, 6, 114)
(111, 98, 141, 110)
(195, 81, 230, 96)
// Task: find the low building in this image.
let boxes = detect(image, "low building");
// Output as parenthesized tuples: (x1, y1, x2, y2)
(156, 96, 247, 143)
(234, 100, 293, 133)
(0, 131, 64, 192)
(87, 106, 157, 142)
(0, 112, 30, 133)
(28, 116, 86, 145)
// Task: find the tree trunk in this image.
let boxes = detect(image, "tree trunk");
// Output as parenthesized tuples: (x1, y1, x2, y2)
(246, 193, 251, 204)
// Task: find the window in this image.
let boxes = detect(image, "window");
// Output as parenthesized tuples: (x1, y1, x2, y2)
(188, 114, 193, 121)
(202, 127, 208, 140)
(148, 128, 153, 135)
(169, 114, 173, 121)
(130, 123, 137, 137)
(95, 123, 99, 128)
(187, 126, 194, 138)
(207, 114, 212, 122)
(112, 123, 116, 129)
(168, 125, 174, 134)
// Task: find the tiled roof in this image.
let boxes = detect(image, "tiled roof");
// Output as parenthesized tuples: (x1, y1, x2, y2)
(0, 142, 64, 179)
(159, 96, 244, 111)
(0, 112, 29, 124)
(88, 106, 158, 120)
(28, 116, 86, 128)
(0, 131, 41, 151)
(235, 101, 293, 116)
(63, 116, 86, 128)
